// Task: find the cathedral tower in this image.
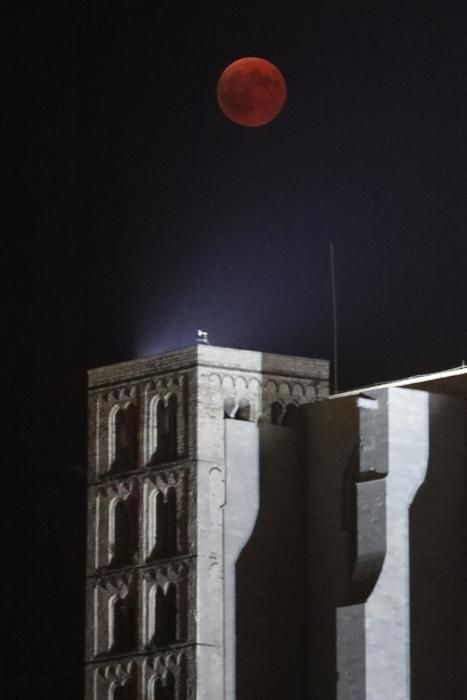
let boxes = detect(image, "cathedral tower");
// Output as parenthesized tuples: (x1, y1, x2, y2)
(85, 345, 329, 700)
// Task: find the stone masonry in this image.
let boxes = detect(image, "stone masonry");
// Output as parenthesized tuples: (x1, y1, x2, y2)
(85, 345, 329, 700)
(86, 345, 466, 700)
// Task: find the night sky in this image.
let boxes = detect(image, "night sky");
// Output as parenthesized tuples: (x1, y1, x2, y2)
(8, 1, 467, 697)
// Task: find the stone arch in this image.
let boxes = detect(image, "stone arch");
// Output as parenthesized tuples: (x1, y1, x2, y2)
(155, 491, 168, 557)
(292, 382, 305, 398)
(177, 653, 188, 700)
(112, 680, 136, 700)
(306, 383, 318, 401)
(247, 377, 261, 392)
(270, 400, 283, 425)
(165, 487, 177, 556)
(164, 670, 176, 700)
(222, 375, 235, 390)
(148, 584, 158, 644)
(165, 395, 178, 460)
(149, 677, 163, 700)
(153, 582, 177, 646)
(223, 396, 238, 418)
(150, 394, 178, 463)
(108, 662, 138, 700)
(144, 564, 188, 650)
(109, 403, 139, 473)
(234, 398, 251, 421)
(209, 372, 222, 387)
(108, 594, 118, 650)
(149, 486, 178, 560)
(149, 674, 175, 700)
(175, 569, 188, 642)
(109, 494, 137, 567)
(109, 591, 136, 654)
(234, 376, 248, 392)
(147, 489, 159, 558)
(265, 379, 278, 395)
(148, 396, 160, 459)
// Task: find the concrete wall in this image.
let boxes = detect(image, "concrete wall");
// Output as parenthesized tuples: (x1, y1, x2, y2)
(305, 386, 467, 700)
(224, 421, 307, 700)
(304, 394, 387, 700)
(408, 392, 467, 699)
(193, 347, 327, 700)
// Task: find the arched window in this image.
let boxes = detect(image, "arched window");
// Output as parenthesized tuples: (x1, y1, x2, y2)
(113, 687, 125, 700)
(166, 488, 177, 556)
(154, 583, 177, 646)
(167, 395, 177, 459)
(151, 396, 178, 463)
(110, 594, 136, 654)
(110, 498, 136, 567)
(270, 401, 283, 425)
(113, 679, 136, 700)
(178, 654, 188, 700)
(282, 403, 298, 428)
(155, 491, 168, 557)
(234, 399, 251, 421)
(150, 678, 164, 699)
(223, 397, 236, 418)
(150, 677, 172, 700)
(149, 488, 177, 560)
(111, 404, 139, 473)
(164, 672, 175, 700)
(149, 673, 175, 700)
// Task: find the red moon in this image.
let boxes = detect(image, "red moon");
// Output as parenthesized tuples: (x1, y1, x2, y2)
(216, 57, 287, 127)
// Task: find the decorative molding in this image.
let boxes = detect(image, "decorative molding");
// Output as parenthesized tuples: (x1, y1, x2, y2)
(143, 562, 188, 586)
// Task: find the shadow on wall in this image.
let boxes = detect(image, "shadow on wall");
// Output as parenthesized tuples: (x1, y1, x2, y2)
(304, 396, 388, 700)
(409, 394, 467, 700)
(234, 424, 307, 700)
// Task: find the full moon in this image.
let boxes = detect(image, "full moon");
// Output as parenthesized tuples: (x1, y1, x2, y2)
(216, 57, 287, 127)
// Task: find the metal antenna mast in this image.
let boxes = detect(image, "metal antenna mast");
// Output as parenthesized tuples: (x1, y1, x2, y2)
(329, 241, 339, 393)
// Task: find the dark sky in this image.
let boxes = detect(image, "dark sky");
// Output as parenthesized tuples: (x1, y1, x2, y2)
(8, 1, 467, 697)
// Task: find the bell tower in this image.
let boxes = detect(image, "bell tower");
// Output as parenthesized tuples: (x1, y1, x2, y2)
(84, 344, 329, 699)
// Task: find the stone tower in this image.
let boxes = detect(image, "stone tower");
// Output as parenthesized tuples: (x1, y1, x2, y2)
(85, 345, 329, 700)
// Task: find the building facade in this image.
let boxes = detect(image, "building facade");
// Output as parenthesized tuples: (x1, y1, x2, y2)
(304, 368, 467, 700)
(85, 345, 329, 700)
(86, 346, 467, 699)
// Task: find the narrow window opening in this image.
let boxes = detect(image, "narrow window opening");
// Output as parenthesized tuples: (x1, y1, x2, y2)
(154, 583, 177, 646)
(151, 678, 164, 700)
(167, 395, 177, 459)
(152, 396, 178, 463)
(111, 499, 136, 567)
(112, 405, 138, 473)
(270, 401, 283, 425)
(178, 655, 188, 700)
(150, 488, 177, 559)
(155, 491, 168, 557)
(223, 397, 236, 418)
(151, 674, 175, 700)
(110, 595, 136, 654)
(166, 487, 178, 556)
(164, 672, 175, 700)
(113, 679, 136, 700)
(234, 399, 251, 421)
(282, 403, 298, 428)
